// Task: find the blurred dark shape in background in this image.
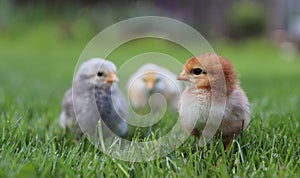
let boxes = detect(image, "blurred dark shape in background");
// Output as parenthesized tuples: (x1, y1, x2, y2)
(0, 0, 300, 50)
(227, 1, 265, 39)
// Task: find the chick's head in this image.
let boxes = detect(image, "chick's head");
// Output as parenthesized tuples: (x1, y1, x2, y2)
(178, 53, 237, 95)
(75, 58, 119, 88)
(142, 71, 163, 92)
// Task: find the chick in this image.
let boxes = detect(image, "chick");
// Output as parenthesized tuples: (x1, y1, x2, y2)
(127, 63, 181, 113)
(177, 53, 250, 150)
(59, 58, 128, 143)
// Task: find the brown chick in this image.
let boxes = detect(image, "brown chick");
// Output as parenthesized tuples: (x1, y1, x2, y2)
(177, 53, 250, 151)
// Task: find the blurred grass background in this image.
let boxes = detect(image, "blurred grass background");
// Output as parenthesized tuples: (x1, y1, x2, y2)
(0, 0, 300, 177)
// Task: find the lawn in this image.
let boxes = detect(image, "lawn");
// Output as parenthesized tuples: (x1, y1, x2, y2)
(0, 18, 299, 177)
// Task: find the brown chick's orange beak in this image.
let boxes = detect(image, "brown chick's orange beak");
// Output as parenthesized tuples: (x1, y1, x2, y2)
(177, 72, 188, 81)
(106, 73, 119, 83)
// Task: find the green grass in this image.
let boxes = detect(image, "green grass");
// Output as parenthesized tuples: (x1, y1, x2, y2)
(0, 18, 300, 178)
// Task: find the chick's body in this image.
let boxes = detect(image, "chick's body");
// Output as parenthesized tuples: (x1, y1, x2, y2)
(59, 58, 128, 143)
(177, 53, 250, 149)
(94, 84, 128, 137)
(127, 63, 181, 112)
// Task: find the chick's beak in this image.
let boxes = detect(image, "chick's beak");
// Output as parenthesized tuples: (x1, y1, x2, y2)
(177, 71, 189, 81)
(106, 72, 119, 83)
(146, 81, 154, 91)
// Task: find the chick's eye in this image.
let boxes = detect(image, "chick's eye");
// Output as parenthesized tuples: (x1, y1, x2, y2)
(192, 68, 205, 75)
(97, 72, 104, 77)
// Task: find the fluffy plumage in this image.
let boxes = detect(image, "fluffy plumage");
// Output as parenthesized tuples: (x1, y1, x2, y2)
(127, 63, 181, 113)
(59, 58, 128, 143)
(177, 53, 250, 150)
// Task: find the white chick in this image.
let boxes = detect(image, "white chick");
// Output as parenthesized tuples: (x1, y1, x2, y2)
(127, 63, 181, 113)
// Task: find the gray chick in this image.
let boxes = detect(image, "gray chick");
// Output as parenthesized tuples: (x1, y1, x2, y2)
(59, 58, 128, 144)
